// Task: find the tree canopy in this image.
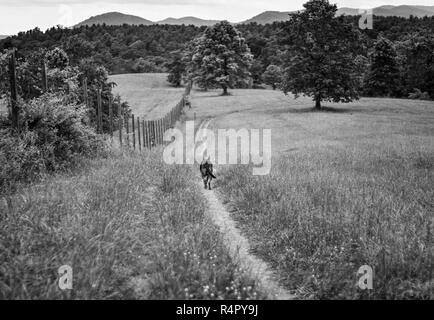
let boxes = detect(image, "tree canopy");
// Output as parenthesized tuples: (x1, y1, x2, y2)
(187, 21, 253, 95)
(280, 0, 365, 109)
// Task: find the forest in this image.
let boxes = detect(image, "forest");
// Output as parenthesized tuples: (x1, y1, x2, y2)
(1, 15, 434, 99)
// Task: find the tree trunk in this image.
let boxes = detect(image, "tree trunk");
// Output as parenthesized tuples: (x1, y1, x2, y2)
(315, 97, 321, 110)
(222, 85, 228, 96)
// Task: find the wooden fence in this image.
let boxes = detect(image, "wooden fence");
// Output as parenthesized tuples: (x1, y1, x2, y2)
(6, 49, 193, 151)
(115, 82, 192, 150)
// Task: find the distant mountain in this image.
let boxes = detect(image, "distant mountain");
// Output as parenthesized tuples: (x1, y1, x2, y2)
(337, 5, 434, 18)
(0, 35, 9, 40)
(157, 16, 220, 26)
(240, 11, 294, 24)
(74, 6, 434, 29)
(74, 12, 153, 27)
(337, 7, 361, 16)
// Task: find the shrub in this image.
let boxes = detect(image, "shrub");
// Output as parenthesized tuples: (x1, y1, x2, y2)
(408, 88, 431, 100)
(0, 93, 106, 193)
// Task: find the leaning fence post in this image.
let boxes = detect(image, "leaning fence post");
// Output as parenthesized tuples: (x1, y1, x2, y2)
(9, 50, 19, 131)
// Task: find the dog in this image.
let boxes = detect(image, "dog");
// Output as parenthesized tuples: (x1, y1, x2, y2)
(200, 157, 216, 190)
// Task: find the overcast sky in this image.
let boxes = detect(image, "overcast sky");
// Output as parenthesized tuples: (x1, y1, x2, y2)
(0, 0, 433, 35)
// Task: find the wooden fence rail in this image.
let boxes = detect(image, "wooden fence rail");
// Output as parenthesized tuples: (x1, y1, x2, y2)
(6, 49, 193, 152)
(114, 82, 192, 150)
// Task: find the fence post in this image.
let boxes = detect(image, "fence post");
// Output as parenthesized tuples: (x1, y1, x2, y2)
(161, 119, 165, 144)
(126, 115, 130, 147)
(137, 116, 141, 152)
(147, 121, 151, 148)
(154, 120, 159, 145)
(158, 119, 161, 145)
(142, 120, 147, 148)
(132, 114, 136, 150)
(8, 50, 19, 131)
(158, 120, 162, 145)
(42, 60, 48, 92)
(151, 121, 156, 147)
(119, 112, 123, 147)
(109, 96, 113, 139)
(119, 97, 123, 146)
(97, 88, 102, 134)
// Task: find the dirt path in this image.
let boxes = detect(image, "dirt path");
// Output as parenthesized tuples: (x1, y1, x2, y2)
(195, 119, 295, 300)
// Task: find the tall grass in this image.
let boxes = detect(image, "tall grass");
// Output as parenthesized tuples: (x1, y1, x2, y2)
(217, 140, 433, 299)
(0, 149, 264, 299)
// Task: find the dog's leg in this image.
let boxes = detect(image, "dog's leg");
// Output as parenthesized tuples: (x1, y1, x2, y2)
(203, 177, 208, 189)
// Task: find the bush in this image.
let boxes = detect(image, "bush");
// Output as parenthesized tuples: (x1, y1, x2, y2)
(408, 88, 431, 100)
(0, 93, 106, 193)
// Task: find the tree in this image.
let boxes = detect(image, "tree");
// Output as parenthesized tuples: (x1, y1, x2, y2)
(365, 36, 400, 97)
(397, 32, 434, 99)
(45, 47, 69, 69)
(280, 0, 364, 109)
(187, 21, 253, 95)
(167, 50, 185, 87)
(263, 65, 282, 90)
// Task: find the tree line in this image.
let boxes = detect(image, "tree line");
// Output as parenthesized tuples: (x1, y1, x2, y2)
(0, 0, 433, 103)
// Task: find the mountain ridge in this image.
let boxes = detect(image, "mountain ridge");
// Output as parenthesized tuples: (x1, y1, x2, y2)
(74, 5, 434, 28)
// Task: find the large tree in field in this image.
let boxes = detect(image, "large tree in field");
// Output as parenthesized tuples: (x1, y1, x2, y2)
(281, 0, 364, 109)
(187, 21, 253, 95)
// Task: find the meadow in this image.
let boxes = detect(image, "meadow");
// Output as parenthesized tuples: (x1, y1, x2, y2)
(189, 89, 434, 299)
(0, 148, 265, 299)
(110, 73, 184, 120)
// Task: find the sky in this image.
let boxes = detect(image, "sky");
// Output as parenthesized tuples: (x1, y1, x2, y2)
(0, 0, 433, 35)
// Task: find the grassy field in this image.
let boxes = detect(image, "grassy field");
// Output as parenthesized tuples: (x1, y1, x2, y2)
(188, 89, 434, 299)
(110, 73, 185, 120)
(0, 148, 266, 299)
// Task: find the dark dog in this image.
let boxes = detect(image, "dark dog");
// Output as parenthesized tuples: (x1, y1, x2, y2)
(200, 157, 216, 190)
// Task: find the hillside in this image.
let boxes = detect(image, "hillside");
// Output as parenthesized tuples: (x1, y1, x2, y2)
(74, 12, 153, 27)
(338, 5, 434, 18)
(74, 5, 434, 27)
(0, 35, 9, 40)
(240, 11, 293, 24)
(157, 16, 220, 26)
